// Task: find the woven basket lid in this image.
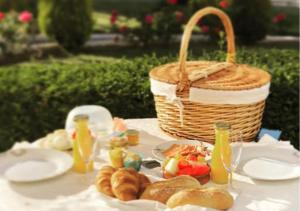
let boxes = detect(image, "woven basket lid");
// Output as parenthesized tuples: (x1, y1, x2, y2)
(150, 61, 271, 91)
(149, 7, 271, 91)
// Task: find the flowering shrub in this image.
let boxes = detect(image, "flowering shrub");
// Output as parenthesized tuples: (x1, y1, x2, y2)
(109, 1, 189, 46)
(19, 11, 33, 23)
(108, 0, 235, 46)
(272, 13, 287, 24)
(0, 10, 34, 55)
(270, 12, 293, 35)
(107, 0, 274, 45)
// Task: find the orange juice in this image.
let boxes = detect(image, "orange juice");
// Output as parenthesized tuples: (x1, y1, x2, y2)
(211, 122, 231, 184)
(109, 147, 124, 168)
(73, 114, 94, 173)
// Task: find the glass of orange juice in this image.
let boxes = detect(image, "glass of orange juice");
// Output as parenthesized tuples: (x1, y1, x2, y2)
(109, 147, 125, 168)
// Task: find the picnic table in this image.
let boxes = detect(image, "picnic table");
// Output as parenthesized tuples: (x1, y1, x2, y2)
(0, 118, 299, 211)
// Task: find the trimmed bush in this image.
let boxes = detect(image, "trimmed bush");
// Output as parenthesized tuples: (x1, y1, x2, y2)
(230, 0, 272, 44)
(0, 49, 298, 151)
(38, 0, 93, 51)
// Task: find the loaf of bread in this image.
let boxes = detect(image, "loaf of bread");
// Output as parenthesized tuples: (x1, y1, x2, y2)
(138, 173, 151, 197)
(95, 166, 116, 197)
(140, 175, 201, 204)
(166, 187, 234, 210)
(111, 168, 140, 201)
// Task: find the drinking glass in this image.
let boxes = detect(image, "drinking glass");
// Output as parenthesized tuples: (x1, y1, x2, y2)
(220, 131, 243, 190)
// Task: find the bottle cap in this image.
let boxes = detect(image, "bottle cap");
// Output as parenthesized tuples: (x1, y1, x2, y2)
(73, 114, 89, 121)
(214, 122, 231, 130)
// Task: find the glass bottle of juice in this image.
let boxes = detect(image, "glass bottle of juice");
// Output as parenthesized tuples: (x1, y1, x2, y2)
(210, 122, 231, 184)
(72, 114, 94, 173)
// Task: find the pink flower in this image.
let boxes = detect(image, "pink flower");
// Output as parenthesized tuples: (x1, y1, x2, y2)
(272, 13, 287, 23)
(214, 27, 221, 33)
(119, 25, 128, 33)
(111, 10, 118, 17)
(167, 0, 177, 5)
(0, 12, 5, 21)
(219, 0, 229, 9)
(110, 10, 118, 25)
(110, 15, 117, 25)
(18, 11, 32, 23)
(175, 11, 184, 22)
(145, 14, 153, 25)
(201, 25, 209, 33)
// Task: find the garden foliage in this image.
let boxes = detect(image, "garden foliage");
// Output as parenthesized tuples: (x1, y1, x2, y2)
(0, 11, 34, 55)
(0, 0, 37, 14)
(231, 0, 272, 44)
(114, 0, 273, 45)
(38, 0, 93, 51)
(0, 48, 298, 151)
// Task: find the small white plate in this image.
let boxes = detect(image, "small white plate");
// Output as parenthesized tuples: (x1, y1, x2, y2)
(0, 148, 73, 182)
(243, 157, 300, 181)
(152, 140, 213, 161)
(237, 144, 300, 181)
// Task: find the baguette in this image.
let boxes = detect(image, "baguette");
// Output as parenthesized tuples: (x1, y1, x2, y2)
(166, 187, 234, 210)
(140, 175, 201, 204)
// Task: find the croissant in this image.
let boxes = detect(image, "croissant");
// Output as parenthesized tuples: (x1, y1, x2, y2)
(138, 173, 151, 197)
(95, 166, 116, 197)
(111, 168, 140, 201)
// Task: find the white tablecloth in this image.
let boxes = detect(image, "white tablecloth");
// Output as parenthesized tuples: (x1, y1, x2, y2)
(0, 118, 299, 211)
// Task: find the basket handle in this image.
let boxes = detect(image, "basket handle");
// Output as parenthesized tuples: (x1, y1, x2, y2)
(178, 7, 236, 90)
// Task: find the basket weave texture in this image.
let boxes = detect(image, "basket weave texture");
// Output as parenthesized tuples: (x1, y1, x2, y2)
(149, 7, 271, 143)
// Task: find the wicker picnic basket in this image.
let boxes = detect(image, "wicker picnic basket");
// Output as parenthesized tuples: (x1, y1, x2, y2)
(149, 7, 271, 143)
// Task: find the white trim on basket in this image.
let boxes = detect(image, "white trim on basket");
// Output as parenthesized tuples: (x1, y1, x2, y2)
(150, 78, 270, 105)
(150, 78, 177, 101)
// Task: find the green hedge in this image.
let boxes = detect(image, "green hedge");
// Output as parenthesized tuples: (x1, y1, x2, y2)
(0, 49, 298, 151)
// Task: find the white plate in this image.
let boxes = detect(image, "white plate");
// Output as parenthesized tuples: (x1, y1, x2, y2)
(243, 157, 300, 181)
(152, 140, 213, 161)
(237, 144, 300, 181)
(0, 148, 73, 182)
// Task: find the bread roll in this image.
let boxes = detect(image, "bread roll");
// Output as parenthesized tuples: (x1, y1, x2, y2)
(95, 166, 116, 197)
(138, 173, 151, 197)
(140, 175, 201, 204)
(111, 168, 140, 201)
(166, 187, 234, 210)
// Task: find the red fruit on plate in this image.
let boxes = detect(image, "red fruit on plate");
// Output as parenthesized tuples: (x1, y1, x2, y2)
(178, 164, 210, 176)
(177, 166, 193, 175)
(192, 164, 210, 176)
(178, 160, 190, 169)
